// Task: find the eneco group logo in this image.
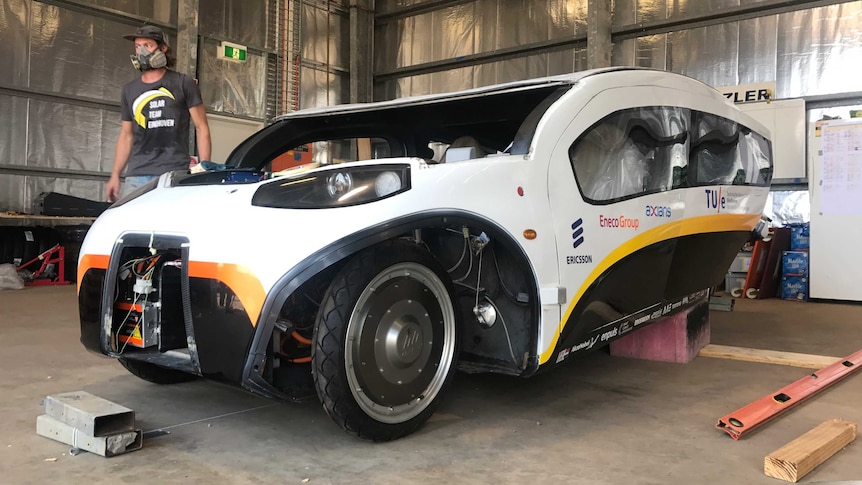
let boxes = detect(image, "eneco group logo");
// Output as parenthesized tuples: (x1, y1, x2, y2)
(599, 215, 639, 230)
(571, 218, 584, 248)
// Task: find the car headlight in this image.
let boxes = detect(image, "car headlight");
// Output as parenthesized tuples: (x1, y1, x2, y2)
(252, 165, 411, 209)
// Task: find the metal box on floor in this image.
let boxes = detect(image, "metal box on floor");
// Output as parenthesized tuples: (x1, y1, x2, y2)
(43, 391, 135, 437)
(36, 414, 142, 457)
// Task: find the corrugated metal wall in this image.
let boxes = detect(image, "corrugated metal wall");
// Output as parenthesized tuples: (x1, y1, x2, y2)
(4, 0, 862, 213)
(374, 0, 862, 100)
(0, 0, 276, 213)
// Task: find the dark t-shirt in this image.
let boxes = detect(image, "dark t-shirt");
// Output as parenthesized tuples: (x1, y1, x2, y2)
(120, 70, 203, 176)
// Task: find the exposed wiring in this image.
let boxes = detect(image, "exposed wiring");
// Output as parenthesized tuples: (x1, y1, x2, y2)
(290, 331, 312, 345)
(115, 255, 159, 354)
(484, 296, 518, 365)
(474, 249, 483, 310)
(492, 248, 528, 306)
(453, 246, 474, 283)
(446, 236, 468, 273)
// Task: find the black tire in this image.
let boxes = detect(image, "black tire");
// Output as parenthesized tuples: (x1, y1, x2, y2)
(312, 240, 459, 441)
(118, 358, 198, 384)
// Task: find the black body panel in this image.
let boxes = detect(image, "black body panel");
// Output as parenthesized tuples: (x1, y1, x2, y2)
(188, 278, 256, 383)
(554, 230, 750, 359)
(79, 268, 106, 355)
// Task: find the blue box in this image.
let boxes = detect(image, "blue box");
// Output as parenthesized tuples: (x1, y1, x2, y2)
(790, 223, 810, 250)
(781, 276, 809, 301)
(782, 251, 809, 276)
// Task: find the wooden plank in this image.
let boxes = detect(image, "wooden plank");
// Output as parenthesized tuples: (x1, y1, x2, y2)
(699, 344, 841, 369)
(764, 419, 856, 482)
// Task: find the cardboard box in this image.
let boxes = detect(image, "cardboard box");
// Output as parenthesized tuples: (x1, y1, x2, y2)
(790, 224, 810, 250)
(781, 276, 808, 301)
(782, 251, 809, 276)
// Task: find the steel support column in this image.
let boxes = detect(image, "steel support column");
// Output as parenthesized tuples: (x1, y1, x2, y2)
(587, 0, 611, 69)
(350, 0, 375, 103)
(176, 0, 199, 79)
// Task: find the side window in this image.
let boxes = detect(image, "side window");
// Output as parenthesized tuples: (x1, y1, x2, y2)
(690, 113, 772, 186)
(569, 107, 690, 203)
(569, 107, 772, 204)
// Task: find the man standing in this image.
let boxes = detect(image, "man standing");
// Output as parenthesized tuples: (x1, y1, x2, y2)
(106, 25, 211, 202)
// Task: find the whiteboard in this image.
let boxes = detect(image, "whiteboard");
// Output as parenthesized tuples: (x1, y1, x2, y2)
(808, 119, 862, 301)
(738, 98, 806, 181)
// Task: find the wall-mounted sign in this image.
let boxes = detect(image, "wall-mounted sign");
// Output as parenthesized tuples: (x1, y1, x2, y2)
(218, 41, 247, 62)
(717, 81, 776, 104)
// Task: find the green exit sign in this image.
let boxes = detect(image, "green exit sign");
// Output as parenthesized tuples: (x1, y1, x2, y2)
(218, 41, 247, 62)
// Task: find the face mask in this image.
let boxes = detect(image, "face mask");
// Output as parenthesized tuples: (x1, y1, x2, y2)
(131, 45, 167, 71)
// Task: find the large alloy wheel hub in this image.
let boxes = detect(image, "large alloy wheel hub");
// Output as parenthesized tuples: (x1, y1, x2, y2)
(345, 262, 455, 424)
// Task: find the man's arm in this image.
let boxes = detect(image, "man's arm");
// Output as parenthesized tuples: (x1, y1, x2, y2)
(189, 104, 212, 161)
(106, 121, 134, 202)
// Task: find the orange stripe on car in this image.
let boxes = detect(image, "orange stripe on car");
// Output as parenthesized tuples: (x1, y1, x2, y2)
(77, 254, 264, 327)
(77, 254, 110, 291)
(539, 213, 760, 364)
(187, 261, 266, 327)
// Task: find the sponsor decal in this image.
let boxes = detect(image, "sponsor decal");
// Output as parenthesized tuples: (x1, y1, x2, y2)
(706, 188, 747, 213)
(600, 327, 618, 342)
(567, 254, 593, 265)
(599, 215, 639, 230)
(619, 321, 632, 335)
(571, 218, 584, 249)
(645, 205, 672, 218)
(572, 336, 600, 353)
(633, 314, 651, 326)
(556, 348, 570, 363)
(705, 188, 727, 212)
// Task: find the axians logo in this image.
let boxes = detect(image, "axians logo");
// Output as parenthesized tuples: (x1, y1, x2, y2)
(571, 218, 584, 248)
(645, 205, 672, 217)
(599, 215, 639, 230)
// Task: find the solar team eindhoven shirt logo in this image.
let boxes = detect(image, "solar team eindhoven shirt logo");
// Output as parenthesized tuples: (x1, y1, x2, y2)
(132, 87, 176, 129)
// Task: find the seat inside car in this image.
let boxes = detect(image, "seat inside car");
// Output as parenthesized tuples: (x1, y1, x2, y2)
(441, 136, 487, 163)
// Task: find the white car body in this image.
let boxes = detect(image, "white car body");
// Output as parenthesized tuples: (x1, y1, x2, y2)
(79, 68, 771, 440)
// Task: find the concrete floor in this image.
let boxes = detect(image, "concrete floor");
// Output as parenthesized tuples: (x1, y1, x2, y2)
(1, 286, 860, 484)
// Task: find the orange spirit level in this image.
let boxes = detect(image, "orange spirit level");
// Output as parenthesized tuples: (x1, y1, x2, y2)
(716, 348, 862, 440)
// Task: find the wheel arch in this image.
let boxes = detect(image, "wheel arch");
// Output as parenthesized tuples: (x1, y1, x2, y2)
(241, 209, 542, 398)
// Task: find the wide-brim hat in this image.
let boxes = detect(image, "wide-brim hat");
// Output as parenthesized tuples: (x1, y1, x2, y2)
(123, 25, 167, 45)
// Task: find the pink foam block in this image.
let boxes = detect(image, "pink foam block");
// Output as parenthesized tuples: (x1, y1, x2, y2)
(609, 303, 710, 363)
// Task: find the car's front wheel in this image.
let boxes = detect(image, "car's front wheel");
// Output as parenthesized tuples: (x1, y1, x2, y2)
(312, 240, 458, 441)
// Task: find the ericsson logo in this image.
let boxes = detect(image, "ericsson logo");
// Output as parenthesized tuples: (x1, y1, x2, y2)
(571, 218, 584, 249)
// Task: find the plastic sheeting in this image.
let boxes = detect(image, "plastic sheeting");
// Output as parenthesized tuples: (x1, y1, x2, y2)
(200, 0, 269, 49)
(300, 66, 347, 108)
(301, 3, 348, 69)
(0, 0, 273, 213)
(765, 190, 811, 226)
(373, 1, 862, 102)
(613, 2, 862, 98)
(76, 0, 176, 25)
(375, 49, 588, 99)
(375, 0, 587, 76)
(29, 2, 143, 101)
(199, 37, 267, 118)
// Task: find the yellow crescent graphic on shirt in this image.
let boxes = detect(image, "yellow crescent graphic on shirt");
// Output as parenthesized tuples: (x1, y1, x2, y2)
(132, 87, 175, 128)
